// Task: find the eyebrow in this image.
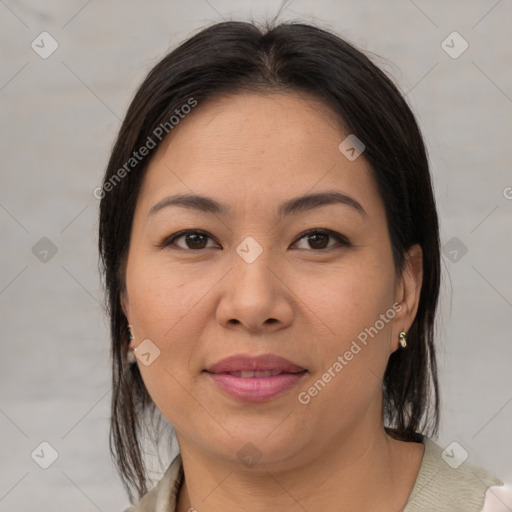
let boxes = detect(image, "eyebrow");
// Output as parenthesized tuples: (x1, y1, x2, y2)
(148, 190, 367, 218)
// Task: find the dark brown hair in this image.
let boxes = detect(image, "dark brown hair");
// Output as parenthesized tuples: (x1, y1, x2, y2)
(98, 20, 440, 502)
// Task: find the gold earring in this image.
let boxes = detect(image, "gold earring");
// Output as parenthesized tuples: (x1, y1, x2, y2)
(399, 331, 407, 348)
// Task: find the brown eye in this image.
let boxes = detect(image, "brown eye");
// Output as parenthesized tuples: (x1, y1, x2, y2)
(160, 230, 219, 250)
(307, 232, 329, 249)
(184, 232, 208, 249)
(293, 229, 349, 251)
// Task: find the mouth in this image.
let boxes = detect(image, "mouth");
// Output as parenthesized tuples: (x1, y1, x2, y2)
(205, 353, 306, 374)
(210, 369, 305, 378)
(204, 354, 308, 402)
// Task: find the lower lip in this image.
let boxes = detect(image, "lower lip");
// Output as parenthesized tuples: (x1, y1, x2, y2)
(206, 371, 307, 402)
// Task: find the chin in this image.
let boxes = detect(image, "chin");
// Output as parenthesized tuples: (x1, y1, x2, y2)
(197, 426, 309, 469)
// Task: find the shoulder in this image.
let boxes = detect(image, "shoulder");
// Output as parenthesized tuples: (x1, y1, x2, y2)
(404, 435, 504, 512)
(121, 440, 504, 511)
(122, 453, 184, 512)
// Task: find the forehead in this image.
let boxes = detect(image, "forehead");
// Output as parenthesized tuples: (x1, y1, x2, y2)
(136, 91, 380, 216)
(154, 91, 343, 162)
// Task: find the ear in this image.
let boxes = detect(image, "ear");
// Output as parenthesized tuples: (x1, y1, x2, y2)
(391, 244, 423, 351)
(120, 291, 130, 322)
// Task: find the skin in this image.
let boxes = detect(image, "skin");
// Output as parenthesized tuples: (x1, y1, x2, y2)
(122, 91, 425, 511)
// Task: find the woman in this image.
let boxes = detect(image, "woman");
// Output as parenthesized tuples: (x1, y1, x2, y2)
(98, 20, 504, 511)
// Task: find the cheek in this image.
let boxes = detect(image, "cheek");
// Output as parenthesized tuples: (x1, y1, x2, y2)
(294, 257, 396, 406)
(126, 253, 213, 339)
(125, 257, 203, 391)
(298, 256, 395, 345)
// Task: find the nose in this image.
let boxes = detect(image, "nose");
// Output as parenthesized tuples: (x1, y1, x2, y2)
(215, 248, 294, 335)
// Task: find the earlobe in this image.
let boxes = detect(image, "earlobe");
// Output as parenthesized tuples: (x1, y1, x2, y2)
(393, 244, 423, 346)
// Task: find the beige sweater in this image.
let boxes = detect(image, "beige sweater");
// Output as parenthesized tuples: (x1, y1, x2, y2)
(123, 436, 503, 511)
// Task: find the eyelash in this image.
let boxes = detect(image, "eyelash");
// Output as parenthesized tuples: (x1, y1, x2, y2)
(158, 229, 350, 252)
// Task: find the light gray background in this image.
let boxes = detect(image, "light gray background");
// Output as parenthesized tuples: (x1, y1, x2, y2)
(1, 1, 511, 510)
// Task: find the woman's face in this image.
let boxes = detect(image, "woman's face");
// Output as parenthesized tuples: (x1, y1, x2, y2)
(122, 92, 421, 468)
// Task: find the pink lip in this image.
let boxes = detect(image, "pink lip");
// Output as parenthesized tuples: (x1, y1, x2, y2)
(205, 354, 306, 373)
(207, 372, 307, 402)
(204, 354, 308, 402)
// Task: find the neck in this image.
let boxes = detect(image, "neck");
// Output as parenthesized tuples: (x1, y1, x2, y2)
(175, 422, 424, 512)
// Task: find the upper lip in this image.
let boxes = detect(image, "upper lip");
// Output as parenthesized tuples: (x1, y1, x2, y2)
(205, 354, 306, 374)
